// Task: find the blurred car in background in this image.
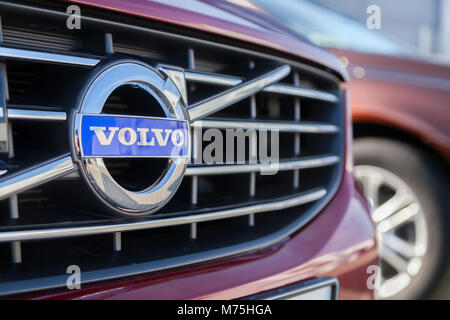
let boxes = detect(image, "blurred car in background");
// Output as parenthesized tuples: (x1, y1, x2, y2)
(255, 0, 450, 299)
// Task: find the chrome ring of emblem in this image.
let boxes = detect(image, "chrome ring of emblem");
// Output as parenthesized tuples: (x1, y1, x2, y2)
(72, 61, 190, 216)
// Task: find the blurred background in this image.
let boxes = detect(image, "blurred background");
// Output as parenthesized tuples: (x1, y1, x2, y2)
(313, 0, 450, 64)
(308, 0, 450, 299)
(253, 0, 449, 300)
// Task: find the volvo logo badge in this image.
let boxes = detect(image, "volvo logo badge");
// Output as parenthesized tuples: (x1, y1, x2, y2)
(72, 61, 190, 216)
(80, 116, 188, 157)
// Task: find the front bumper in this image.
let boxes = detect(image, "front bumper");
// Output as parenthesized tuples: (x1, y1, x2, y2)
(20, 168, 377, 300)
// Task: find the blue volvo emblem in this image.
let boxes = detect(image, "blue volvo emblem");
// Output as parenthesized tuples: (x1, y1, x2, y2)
(72, 61, 190, 217)
(79, 115, 189, 158)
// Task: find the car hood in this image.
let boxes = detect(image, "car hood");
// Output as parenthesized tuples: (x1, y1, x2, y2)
(65, 0, 347, 80)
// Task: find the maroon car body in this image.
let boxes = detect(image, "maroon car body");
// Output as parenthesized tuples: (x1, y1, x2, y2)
(7, 0, 375, 299)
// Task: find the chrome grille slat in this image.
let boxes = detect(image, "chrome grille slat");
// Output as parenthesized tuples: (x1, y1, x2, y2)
(192, 119, 339, 133)
(185, 70, 242, 86)
(185, 155, 339, 176)
(185, 69, 339, 102)
(7, 107, 67, 121)
(0, 188, 326, 242)
(265, 83, 338, 103)
(0, 46, 100, 66)
(0, 155, 75, 201)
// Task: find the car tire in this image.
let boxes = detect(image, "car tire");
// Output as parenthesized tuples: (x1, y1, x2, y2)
(354, 137, 449, 300)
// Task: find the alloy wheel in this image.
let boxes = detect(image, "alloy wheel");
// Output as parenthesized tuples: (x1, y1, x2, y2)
(355, 165, 428, 299)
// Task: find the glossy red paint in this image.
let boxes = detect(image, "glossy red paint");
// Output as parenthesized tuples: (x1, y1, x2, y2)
(64, 0, 348, 80)
(333, 49, 450, 162)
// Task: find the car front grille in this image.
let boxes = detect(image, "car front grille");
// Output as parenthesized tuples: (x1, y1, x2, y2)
(0, 1, 344, 296)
